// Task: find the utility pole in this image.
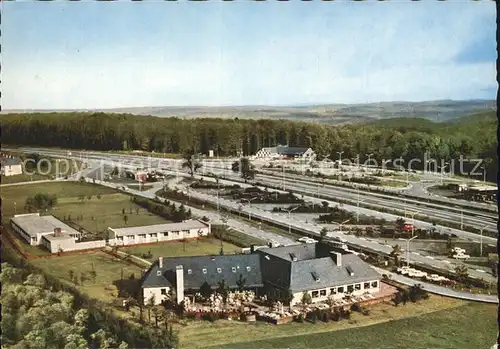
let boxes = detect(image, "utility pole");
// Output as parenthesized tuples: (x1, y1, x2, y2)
(337, 151, 344, 181)
(460, 209, 463, 230)
(242, 197, 257, 220)
(339, 218, 351, 234)
(284, 206, 299, 235)
(365, 153, 374, 172)
(479, 224, 488, 257)
(399, 236, 418, 267)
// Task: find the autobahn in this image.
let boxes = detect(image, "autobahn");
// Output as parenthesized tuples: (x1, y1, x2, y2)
(9, 147, 498, 237)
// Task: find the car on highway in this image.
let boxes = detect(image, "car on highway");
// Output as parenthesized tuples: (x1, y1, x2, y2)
(408, 270, 428, 278)
(452, 253, 470, 260)
(425, 274, 449, 283)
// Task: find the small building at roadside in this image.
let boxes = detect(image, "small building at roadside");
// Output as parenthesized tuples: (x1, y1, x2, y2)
(1, 155, 23, 176)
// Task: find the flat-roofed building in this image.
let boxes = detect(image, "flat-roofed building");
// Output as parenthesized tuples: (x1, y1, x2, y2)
(10, 213, 81, 246)
(107, 219, 211, 246)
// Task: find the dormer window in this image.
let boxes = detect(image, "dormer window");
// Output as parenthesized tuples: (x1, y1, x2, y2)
(311, 271, 320, 282)
(156, 270, 162, 276)
(217, 268, 222, 273)
(232, 267, 236, 273)
(187, 269, 192, 274)
(202, 268, 207, 274)
(246, 266, 251, 272)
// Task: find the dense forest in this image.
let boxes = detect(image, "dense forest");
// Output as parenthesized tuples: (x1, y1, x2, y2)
(1, 110, 497, 180)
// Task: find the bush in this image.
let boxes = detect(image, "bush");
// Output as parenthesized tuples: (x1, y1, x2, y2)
(202, 312, 218, 322)
(351, 303, 361, 312)
(331, 311, 340, 321)
(322, 312, 330, 322)
(295, 313, 305, 323)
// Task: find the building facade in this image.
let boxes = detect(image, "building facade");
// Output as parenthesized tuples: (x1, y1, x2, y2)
(108, 220, 211, 247)
(10, 213, 104, 253)
(141, 242, 381, 306)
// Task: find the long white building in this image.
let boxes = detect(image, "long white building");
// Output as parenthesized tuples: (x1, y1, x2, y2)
(254, 145, 316, 161)
(107, 219, 211, 246)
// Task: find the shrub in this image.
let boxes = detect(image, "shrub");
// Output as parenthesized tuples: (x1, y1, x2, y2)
(331, 311, 340, 321)
(295, 313, 305, 323)
(322, 312, 330, 322)
(351, 303, 361, 312)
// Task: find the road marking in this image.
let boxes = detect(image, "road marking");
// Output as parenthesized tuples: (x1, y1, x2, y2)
(425, 256, 435, 259)
(476, 269, 486, 273)
(411, 252, 420, 255)
(442, 260, 451, 264)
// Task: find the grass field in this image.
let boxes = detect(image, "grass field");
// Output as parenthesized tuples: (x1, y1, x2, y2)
(1, 182, 171, 234)
(122, 238, 241, 260)
(31, 251, 143, 303)
(176, 297, 496, 349)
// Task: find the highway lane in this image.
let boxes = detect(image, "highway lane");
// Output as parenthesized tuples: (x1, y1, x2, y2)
(10, 147, 498, 233)
(14, 147, 497, 210)
(174, 185, 496, 282)
(372, 267, 498, 304)
(253, 175, 498, 232)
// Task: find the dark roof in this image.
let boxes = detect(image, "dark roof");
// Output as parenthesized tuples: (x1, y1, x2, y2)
(288, 254, 381, 292)
(276, 146, 311, 156)
(257, 243, 381, 293)
(142, 254, 263, 290)
(258, 243, 317, 262)
(1, 157, 22, 166)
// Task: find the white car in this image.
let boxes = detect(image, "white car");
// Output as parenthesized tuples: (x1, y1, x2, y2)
(453, 254, 470, 260)
(425, 274, 449, 282)
(408, 270, 428, 278)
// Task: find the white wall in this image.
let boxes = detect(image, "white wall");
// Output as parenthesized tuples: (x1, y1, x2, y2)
(3, 164, 23, 176)
(143, 286, 170, 305)
(109, 225, 210, 247)
(290, 280, 381, 306)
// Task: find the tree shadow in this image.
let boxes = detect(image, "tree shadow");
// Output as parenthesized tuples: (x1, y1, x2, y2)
(113, 278, 141, 298)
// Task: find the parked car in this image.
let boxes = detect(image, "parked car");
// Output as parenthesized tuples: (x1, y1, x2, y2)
(408, 270, 428, 278)
(425, 274, 449, 282)
(453, 253, 470, 260)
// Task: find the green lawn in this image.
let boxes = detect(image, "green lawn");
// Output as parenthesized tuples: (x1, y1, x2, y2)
(1, 182, 171, 235)
(53, 193, 171, 234)
(183, 300, 496, 349)
(122, 238, 242, 260)
(31, 251, 143, 303)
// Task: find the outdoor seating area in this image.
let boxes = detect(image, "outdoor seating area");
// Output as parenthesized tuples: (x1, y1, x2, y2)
(180, 282, 397, 325)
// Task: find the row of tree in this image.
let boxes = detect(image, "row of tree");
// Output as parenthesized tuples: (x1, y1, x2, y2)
(1, 110, 496, 180)
(132, 196, 192, 222)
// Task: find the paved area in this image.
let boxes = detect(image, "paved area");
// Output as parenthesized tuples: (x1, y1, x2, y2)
(372, 266, 498, 304)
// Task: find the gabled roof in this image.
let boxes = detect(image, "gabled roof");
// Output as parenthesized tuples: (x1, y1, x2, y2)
(260, 146, 312, 156)
(142, 254, 263, 290)
(258, 243, 317, 262)
(1, 156, 22, 166)
(257, 243, 381, 293)
(288, 254, 381, 293)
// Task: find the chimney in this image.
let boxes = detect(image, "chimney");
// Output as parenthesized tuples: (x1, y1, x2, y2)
(54, 228, 62, 237)
(158, 257, 163, 269)
(250, 245, 255, 254)
(175, 265, 184, 304)
(330, 252, 342, 267)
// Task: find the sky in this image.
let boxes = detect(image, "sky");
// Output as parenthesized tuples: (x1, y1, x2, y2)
(2, 1, 497, 109)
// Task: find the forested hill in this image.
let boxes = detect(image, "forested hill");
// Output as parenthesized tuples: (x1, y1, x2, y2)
(0, 110, 497, 180)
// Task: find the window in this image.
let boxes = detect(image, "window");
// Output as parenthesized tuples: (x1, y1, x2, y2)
(161, 288, 167, 295)
(371, 281, 378, 288)
(364, 282, 370, 289)
(312, 291, 319, 298)
(118, 237, 123, 240)
(347, 285, 354, 293)
(217, 268, 222, 273)
(232, 267, 236, 273)
(338, 286, 344, 293)
(355, 284, 361, 291)
(246, 266, 251, 272)
(187, 269, 192, 274)
(202, 268, 207, 274)
(330, 288, 337, 295)
(156, 271, 162, 276)
(320, 289, 327, 297)
(163, 232, 168, 237)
